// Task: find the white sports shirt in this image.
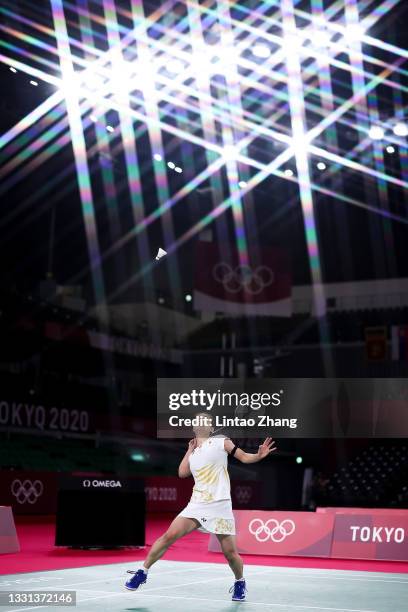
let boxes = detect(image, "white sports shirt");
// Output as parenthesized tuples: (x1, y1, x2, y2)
(188, 436, 231, 503)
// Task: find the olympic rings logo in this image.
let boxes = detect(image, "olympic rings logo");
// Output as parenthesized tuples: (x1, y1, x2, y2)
(234, 485, 252, 504)
(248, 518, 296, 542)
(11, 479, 44, 505)
(212, 263, 274, 295)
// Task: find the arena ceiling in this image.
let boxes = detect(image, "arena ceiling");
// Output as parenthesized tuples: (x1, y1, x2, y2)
(0, 0, 407, 310)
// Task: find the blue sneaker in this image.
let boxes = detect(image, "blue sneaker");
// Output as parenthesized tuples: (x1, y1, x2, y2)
(125, 569, 148, 591)
(229, 579, 247, 601)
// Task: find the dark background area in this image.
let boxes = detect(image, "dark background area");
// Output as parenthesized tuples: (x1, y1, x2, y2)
(1, 0, 408, 516)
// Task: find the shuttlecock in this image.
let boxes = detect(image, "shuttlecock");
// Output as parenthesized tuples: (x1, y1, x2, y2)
(155, 247, 167, 261)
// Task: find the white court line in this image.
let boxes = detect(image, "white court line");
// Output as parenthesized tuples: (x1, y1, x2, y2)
(0, 564, 220, 592)
(120, 592, 379, 612)
(5, 567, 406, 592)
(6, 587, 379, 612)
(49, 586, 382, 612)
(3, 562, 407, 612)
(263, 569, 408, 582)
(2, 562, 407, 612)
(248, 574, 408, 585)
(73, 590, 380, 612)
(4, 573, 250, 612)
(2, 563, 407, 585)
(4, 571, 380, 612)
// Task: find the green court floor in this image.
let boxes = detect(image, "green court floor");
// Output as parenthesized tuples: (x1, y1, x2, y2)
(1, 560, 407, 612)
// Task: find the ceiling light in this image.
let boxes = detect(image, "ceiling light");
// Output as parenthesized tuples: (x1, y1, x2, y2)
(368, 125, 384, 140)
(175, 167, 183, 173)
(317, 162, 326, 170)
(167, 161, 176, 169)
(252, 43, 271, 59)
(106, 125, 114, 133)
(344, 23, 365, 42)
(386, 145, 395, 154)
(312, 30, 331, 48)
(284, 169, 294, 177)
(154, 153, 162, 161)
(223, 145, 239, 161)
(30, 80, 38, 86)
(281, 33, 304, 54)
(9, 67, 17, 73)
(393, 122, 408, 137)
(84, 72, 106, 91)
(166, 59, 185, 75)
(131, 452, 145, 462)
(238, 180, 247, 188)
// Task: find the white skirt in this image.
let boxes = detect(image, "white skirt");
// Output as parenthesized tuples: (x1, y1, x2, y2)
(177, 498, 235, 535)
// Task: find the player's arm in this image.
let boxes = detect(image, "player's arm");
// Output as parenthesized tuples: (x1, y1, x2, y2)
(178, 438, 196, 478)
(224, 437, 277, 464)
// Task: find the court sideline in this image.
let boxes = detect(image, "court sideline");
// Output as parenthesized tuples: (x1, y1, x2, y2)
(1, 559, 407, 612)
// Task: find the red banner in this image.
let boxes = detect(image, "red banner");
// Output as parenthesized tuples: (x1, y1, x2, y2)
(144, 476, 192, 512)
(209, 508, 408, 561)
(209, 510, 334, 557)
(145, 478, 260, 512)
(365, 327, 387, 361)
(330, 511, 408, 561)
(0, 471, 58, 515)
(194, 242, 292, 316)
(231, 482, 261, 509)
(0, 471, 259, 515)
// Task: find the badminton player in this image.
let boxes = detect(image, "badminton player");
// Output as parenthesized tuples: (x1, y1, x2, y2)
(125, 413, 277, 601)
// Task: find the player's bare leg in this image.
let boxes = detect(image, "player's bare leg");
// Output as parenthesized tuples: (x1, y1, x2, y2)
(145, 516, 199, 567)
(217, 533, 243, 579)
(125, 516, 199, 590)
(217, 534, 247, 602)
